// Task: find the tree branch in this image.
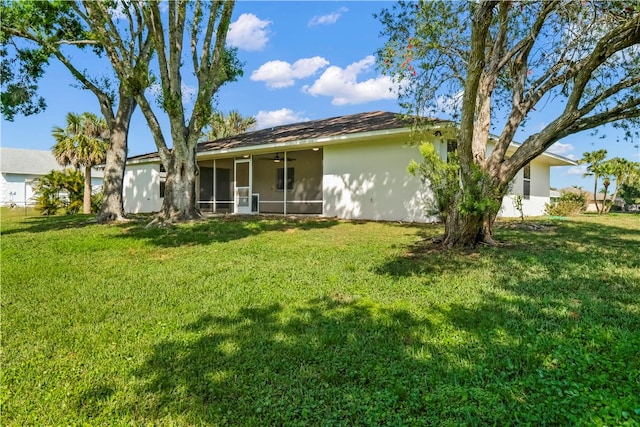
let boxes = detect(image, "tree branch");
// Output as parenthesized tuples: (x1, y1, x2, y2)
(565, 14, 640, 113)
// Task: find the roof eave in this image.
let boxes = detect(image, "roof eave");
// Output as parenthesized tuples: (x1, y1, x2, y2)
(126, 122, 453, 164)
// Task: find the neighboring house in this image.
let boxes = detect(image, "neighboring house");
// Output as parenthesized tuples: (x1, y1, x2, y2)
(123, 111, 575, 221)
(560, 186, 624, 212)
(0, 147, 103, 207)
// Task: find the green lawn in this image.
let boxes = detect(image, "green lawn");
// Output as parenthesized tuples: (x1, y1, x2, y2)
(1, 209, 639, 426)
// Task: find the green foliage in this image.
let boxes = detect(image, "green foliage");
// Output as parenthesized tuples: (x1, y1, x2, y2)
(204, 110, 256, 141)
(52, 112, 109, 168)
(512, 194, 524, 221)
(51, 111, 108, 213)
(90, 191, 103, 214)
(580, 152, 640, 214)
(619, 183, 640, 205)
(545, 191, 587, 216)
(376, 0, 639, 245)
(1, 215, 638, 425)
(32, 168, 84, 215)
(0, 0, 88, 120)
(458, 165, 502, 218)
(409, 143, 502, 221)
(408, 142, 459, 218)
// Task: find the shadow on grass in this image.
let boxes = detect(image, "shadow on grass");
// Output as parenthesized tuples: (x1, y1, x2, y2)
(1, 213, 340, 247)
(0, 213, 99, 235)
(375, 218, 640, 278)
(115, 215, 340, 247)
(91, 281, 640, 425)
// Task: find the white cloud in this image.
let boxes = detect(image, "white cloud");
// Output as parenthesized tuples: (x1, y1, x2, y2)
(567, 165, 588, 176)
(255, 108, 310, 129)
(251, 57, 329, 89)
(547, 142, 574, 156)
(227, 13, 271, 51)
(302, 56, 398, 105)
(308, 7, 348, 27)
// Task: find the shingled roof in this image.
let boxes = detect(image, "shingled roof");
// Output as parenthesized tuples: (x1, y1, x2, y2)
(128, 111, 439, 162)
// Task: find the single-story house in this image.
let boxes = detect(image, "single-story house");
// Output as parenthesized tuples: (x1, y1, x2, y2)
(559, 186, 625, 212)
(123, 111, 575, 221)
(0, 147, 103, 207)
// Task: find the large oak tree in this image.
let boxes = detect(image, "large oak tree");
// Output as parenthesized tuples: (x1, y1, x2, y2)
(1, 0, 153, 222)
(377, 1, 640, 247)
(84, 0, 242, 222)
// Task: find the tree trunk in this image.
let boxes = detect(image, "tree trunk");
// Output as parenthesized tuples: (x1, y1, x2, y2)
(159, 148, 201, 221)
(593, 176, 600, 214)
(443, 206, 499, 248)
(83, 165, 92, 214)
(96, 94, 136, 223)
(443, 174, 505, 248)
(601, 180, 610, 215)
(96, 126, 128, 222)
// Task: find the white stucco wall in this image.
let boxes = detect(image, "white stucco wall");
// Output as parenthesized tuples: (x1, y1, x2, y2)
(323, 138, 553, 222)
(323, 137, 437, 222)
(2, 173, 103, 207)
(123, 162, 162, 213)
(0, 173, 102, 206)
(500, 160, 551, 217)
(1, 173, 40, 206)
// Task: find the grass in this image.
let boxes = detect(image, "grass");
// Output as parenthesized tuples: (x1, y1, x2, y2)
(1, 208, 639, 426)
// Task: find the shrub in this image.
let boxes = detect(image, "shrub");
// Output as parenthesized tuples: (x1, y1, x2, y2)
(91, 191, 103, 214)
(407, 142, 459, 219)
(545, 191, 586, 216)
(32, 169, 84, 215)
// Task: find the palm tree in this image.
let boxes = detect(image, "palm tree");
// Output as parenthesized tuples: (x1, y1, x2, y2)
(602, 158, 640, 213)
(598, 161, 615, 214)
(204, 110, 256, 141)
(579, 149, 607, 214)
(52, 112, 109, 214)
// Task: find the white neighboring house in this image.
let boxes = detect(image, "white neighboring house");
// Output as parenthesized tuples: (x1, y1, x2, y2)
(123, 111, 575, 221)
(0, 147, 103, 207)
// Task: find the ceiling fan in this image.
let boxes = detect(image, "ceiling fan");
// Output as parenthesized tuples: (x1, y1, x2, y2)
(260, 153, 296, 162)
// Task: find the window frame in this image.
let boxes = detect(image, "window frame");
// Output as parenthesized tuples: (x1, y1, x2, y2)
(523, 164, 531, 200)
(276, 167, 294, 191)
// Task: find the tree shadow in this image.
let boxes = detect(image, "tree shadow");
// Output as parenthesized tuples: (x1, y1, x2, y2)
(0, 213, 100, 235)
(114, 215, 340, 247)
(364, 218, 640, 423)
(102, 278, 639, 425)
(375, 218, 640, 279)
(0, 213, 340, 247)
(118, 297, 452, 425)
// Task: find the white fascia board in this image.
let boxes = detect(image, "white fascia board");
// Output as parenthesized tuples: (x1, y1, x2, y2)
(505, 141, 577, 166)
(126, 156, 161, 166)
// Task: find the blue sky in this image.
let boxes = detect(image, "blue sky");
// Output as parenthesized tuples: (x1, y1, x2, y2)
(1, 1, 638, 190)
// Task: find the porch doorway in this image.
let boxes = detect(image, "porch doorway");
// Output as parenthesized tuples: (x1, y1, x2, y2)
(234, 158, 252, 214)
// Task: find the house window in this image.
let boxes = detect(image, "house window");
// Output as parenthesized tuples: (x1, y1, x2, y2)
(276, 167, 294, 191)
(160, 179, 166, 198)
(523, 164, 531, 200)
(446, 139, 457, 163)
(159, 163, 167, 198)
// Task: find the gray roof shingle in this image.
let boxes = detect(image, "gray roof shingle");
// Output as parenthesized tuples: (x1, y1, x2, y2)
(128, 111, 443, 162)
(0, 147, 62, 175)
